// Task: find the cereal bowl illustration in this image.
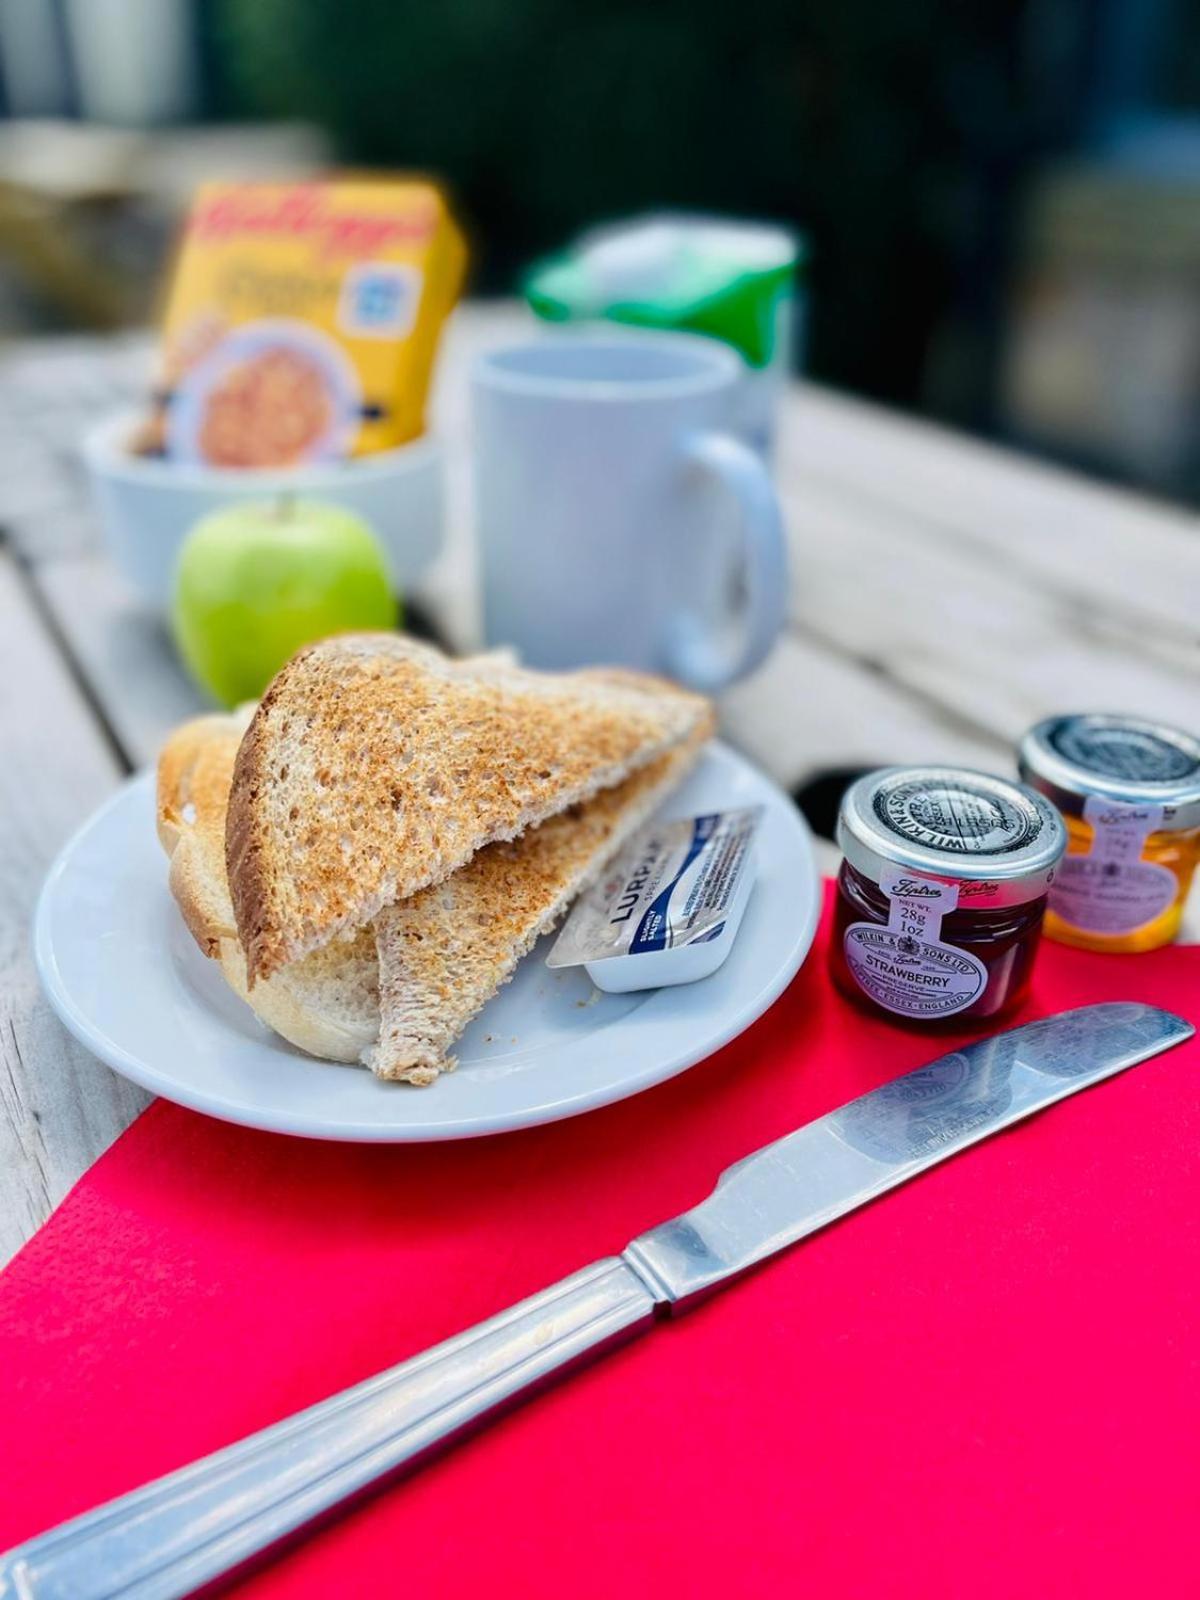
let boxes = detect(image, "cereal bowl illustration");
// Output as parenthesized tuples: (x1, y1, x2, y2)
(167, 321, 365, 469)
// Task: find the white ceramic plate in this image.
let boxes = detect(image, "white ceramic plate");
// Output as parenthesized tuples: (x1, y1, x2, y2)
(35, 742, 819, 1141)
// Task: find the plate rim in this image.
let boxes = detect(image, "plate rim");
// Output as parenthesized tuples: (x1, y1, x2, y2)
(34, 743, 820, 1142)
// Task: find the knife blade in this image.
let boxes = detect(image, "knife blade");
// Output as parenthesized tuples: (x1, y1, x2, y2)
(1, 1002, 1190, 1600)
(628, 999, 1192, 1302)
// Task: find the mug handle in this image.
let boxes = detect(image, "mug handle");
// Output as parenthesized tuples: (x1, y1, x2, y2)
(664, 431, 789, 693)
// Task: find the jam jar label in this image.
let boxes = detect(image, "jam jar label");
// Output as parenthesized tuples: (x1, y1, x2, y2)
(1050, 797, 1177, 935)
(844, 866, 988, 1019)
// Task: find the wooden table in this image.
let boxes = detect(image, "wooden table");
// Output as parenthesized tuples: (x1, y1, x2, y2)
(2, 303, 1197, 1267)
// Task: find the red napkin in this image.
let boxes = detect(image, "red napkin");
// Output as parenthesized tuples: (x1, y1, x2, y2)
(3, 886, 1199, 1597)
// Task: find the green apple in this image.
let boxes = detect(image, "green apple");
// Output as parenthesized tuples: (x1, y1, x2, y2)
(172, 498, 398, 706)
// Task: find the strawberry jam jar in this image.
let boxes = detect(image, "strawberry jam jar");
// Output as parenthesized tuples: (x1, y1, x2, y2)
(830, 767, 1066, 1028)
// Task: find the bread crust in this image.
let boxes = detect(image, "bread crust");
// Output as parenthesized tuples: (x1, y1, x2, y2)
(225, 683, 277, 982)
(158, 708, 254, 955)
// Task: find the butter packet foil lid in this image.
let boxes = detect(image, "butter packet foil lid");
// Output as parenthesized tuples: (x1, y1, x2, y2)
(547, 806, 763, 969)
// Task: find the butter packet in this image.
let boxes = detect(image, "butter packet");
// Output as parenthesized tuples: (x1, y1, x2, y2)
(148, 178, 465, 467)
(547, 807, 762, 992)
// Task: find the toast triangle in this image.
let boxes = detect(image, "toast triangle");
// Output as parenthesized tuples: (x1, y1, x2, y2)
(227, 634, 711, 983)
(367, 724, 711, 1083)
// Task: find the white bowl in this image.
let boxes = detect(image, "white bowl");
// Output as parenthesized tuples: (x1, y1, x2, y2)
(82, 409, 445, 610)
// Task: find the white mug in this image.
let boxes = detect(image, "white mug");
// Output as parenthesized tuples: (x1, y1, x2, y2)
(472, 334, 788, 691)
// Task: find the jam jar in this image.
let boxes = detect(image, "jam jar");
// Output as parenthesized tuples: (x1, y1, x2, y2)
(1018, 714, 1200, 953)
(830, 766, 1066, 1027)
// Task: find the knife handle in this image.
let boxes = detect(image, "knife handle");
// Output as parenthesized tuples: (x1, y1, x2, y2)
(0, 1258, 658, 1600)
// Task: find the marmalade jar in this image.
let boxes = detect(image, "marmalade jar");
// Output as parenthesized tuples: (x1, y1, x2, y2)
(830, 767, 1066, 1028)
(1018, 714, 1200, 953)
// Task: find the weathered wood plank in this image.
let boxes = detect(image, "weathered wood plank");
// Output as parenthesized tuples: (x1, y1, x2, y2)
(0, 547, 148, 1267)
(719, 631, 1005, 784)
(34, 555, 204, 770)
(0, 334, 149, 564)
(781, 471, 1200, 745)
(787, 384, 1200, 636)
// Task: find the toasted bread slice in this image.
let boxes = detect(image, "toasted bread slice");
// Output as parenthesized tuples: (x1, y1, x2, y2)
(227, 635, 710, 984)
(158, 706, 380, 1062)
(368, 721, 713, 1084)
(159, 670, 712, 1074)
(157, 706, 253, 955)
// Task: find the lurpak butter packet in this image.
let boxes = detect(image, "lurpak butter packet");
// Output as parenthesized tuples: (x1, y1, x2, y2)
(547, 807, 762, 992)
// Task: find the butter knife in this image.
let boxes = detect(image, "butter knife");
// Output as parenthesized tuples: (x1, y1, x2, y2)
(0, 1001, 1190, 1600)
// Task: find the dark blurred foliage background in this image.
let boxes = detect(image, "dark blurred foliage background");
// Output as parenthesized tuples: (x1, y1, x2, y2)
(215, 0, 1082, 424)
(1, 0, 1197, 500)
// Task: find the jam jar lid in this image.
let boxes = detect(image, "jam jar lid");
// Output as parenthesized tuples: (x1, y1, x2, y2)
(837, 765, 1066, 905)
(1018, 714, 1200, 830)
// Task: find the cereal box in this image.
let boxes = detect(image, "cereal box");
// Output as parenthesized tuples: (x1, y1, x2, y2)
(151, 179, 466, 467)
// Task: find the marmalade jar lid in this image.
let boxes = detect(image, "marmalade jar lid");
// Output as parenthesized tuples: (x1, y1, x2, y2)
(837, 765, 1066, 905)
(1018, 714, 1200, 830)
